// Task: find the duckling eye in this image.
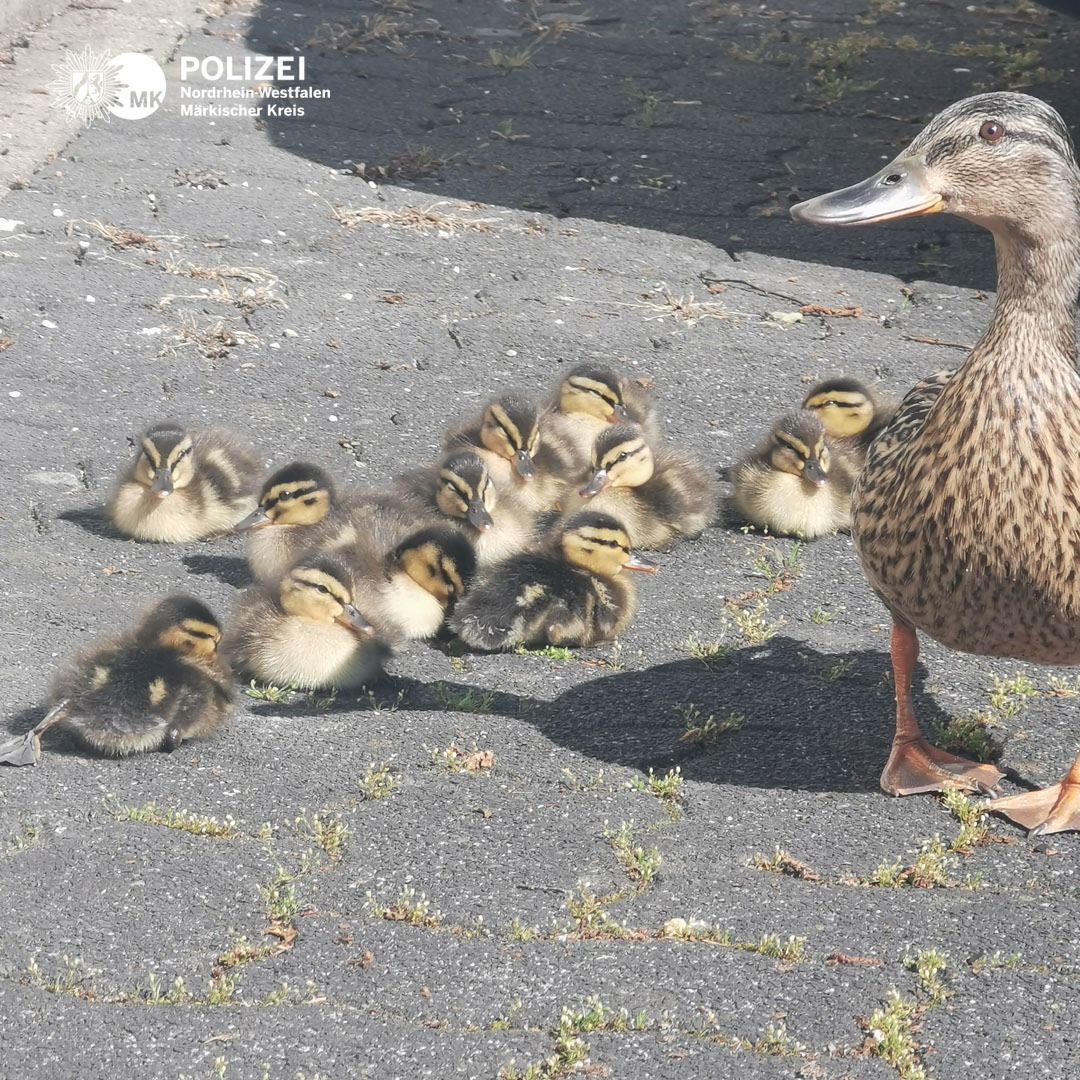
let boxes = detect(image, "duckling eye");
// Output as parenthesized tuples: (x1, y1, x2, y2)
(316, 584, 330, 594)
(279, 489, 294, 501)
(979, 120, 1004, 143)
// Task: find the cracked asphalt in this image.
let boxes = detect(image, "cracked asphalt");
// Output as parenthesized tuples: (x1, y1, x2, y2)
(1, 2, 1079, 1078)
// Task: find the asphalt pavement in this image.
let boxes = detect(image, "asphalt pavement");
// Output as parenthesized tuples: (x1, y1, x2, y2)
(1, 2, 1080, 1078)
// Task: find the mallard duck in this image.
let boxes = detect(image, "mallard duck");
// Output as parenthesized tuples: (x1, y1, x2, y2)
(224, 553, 388, 691)
(801, 377, 896, 449)
(0, 596, 233, 763)
(395, 450, 539, 566)
(565, 424, 717, 549)
(368, 524, 477, 641)
(730, 410, 860, 538)
(791, 92, 1080, 833)
(543, 364, 663, 468)
(452, 510, 658, 650)
(107, 422, 261, 542)
(442, 393, 575, 513)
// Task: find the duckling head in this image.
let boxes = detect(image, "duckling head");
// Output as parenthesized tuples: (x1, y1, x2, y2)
(391, 525, 477, 608)
(437, 452, 496, 532)
(580, 425, 655, 496)
(559, 510, 659, 576)
(801, 378, 876, 439)
(279, 554, 375, 638)
(133, 423, 195, 499)
(558, 364, 631, 423)
(768, 411, 831, 487)
(136, 594, 224, 661)
(480, 395, 540, 480)
(235, 462, 335, 531)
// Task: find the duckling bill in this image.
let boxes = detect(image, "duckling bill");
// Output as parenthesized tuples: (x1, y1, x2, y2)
(0, 596, 233, 765)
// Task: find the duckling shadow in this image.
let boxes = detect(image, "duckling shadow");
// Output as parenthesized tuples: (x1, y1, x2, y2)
(240, 636, 984, 795)
(181, 553, 252, 588)
(56, 506, 120, 540)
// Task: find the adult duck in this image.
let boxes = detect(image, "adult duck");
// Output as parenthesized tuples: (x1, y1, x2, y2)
(791, 92, 1080, 835)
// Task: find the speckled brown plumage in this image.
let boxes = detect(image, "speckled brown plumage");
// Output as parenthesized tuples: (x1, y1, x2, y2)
(793, 91, 1080, 833)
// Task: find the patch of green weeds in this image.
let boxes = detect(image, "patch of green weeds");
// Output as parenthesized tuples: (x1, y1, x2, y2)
(358, 761, 399, 801)
(751, 543, 803, 593)
(293, 807, 352, 864)
(604, 820, 661, 890)
(620, 77, 661, 127)
(631, 767, 684, 818)
(103, 797, 236, 838)
(905, 947, 951, 1006)
(861, 990, 926, 1079)
(515, 644, 575, 660)
(430, 681, 495, 713)
(244, 679, 295, 702)
(686, 633, 732, 665)
(676, 702, 744, 745)
(365, 885, 441, 928)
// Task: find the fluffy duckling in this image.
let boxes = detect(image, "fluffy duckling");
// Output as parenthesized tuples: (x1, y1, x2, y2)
(567, 425, 717, 549)
(730, 410, 859, 538)
(108, 422, 261, 542)
(395, 450, 539, 566)
(224, 553, 388, 691)
(543, 364, 663, 468)
(452, 510, 658, 650)
(373, 525, 477, 640)
(0, 596, 233, 764)
(442, 393, 575, 513)
(801, 377, 896, 451)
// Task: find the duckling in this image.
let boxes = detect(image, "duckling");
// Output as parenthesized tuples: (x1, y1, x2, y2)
(442, 393, 575, 513)
(224, 553, 388, 691)
(107, 422, 261, 542)
(801, 377, 897, 451)
(0, 596, 233, 764)
(543, 364, 663, 468)
(395, 450, 539, 566)
(373, 525, 477, 640)
(566, 425, 717, 549)
(452, 510, 658, 650)
(730, 410, 860, 538)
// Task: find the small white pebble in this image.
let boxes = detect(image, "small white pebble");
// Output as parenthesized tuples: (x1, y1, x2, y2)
(84, 296, 95, 303)
(282, 328, 299, 338)
(41, 319, 57, 329)
(269, 342, 280, 349)
(138, 327, 163, 336)
(342, 293, 353, 300)
(9, 390, 21, 398)
(260, 238, 272, 245)
(51, 208, 64, 217)
(328, 414, 339, 422)
(506, 349, 517, 357)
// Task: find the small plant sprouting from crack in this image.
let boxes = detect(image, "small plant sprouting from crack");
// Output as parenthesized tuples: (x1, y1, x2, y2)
(604, 819, 661, 891)
(940, 787, 991, 854)
(861, 990, 926, 1080)
(429, 682, 496, 713)
(293, 808, 352, 864)
(103, 797, 237, 838)
(751, 543, 803, 593)
(244, 679, 295, 702)
(676, 701, 745, 745)
(365, 885, 442, 928)
(905, 947, 951, 1006)
(631, 767, 684, 818)
(358, 762, 399, 801)
(428, 741, 495, 773)
(686, 633, 733, 665)
(620, 77, 662, 127)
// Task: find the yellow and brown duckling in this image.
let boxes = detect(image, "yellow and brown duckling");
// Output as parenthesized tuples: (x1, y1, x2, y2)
(0, 595, 233, 764)
(234, 462, 360, 584)
(544, 364, 663, 468)
(801, 377, 896, 451)
(452, 510, 658, 650)
(224, 552, 388, 692)
(396, 450, 539, 566)
(566, 424, 717, 549)
(791, 92, 1080, 832)
(107, 422, 261, 542)
(442, 393, 575, 513)
(371, 525, 477, 641)
(730, 409, 860, 538)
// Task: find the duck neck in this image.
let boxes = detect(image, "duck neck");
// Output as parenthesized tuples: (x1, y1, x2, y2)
(978, 214, 1080, 367)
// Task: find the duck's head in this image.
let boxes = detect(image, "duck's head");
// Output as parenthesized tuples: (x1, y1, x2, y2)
(559, 510, 658, 576)
(558, 364, 631, 424)
(390, 525, 477, 608)
(437, 452, 496, 531)
(801, 378, 876, 439)
(137, 595, 224, 660)
(235, 462, 335, 531)
(480, 395, 540, 480)
(133, 423, 195, 498)
(790, 92, 1078, 238)
(767, 412, 831, 487)
(278, 554, 375, 638)
(580, 425, 655, 496)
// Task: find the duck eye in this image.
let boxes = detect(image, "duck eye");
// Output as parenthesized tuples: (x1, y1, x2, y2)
(979, 120, 1004, 143)
(316, 584, 329, 594)
(280, 489, 293, 500)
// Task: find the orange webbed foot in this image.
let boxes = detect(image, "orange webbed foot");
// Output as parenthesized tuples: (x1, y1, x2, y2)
(881, 734, 1004, 797)
(992, 781, 1080, 836)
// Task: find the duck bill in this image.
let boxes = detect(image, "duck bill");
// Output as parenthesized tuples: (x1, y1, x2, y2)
(233, 506, 272, 532)
(514, 449, 536, 481)
(790, 156, 944, 226)
(151, 470, 174, 498)
(466, 501, 494, 531)
(580, 469, 609, 497)
(803, 459, 829, 487)
(622, 553, 659, 573)
(335, 604, 376, 639)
